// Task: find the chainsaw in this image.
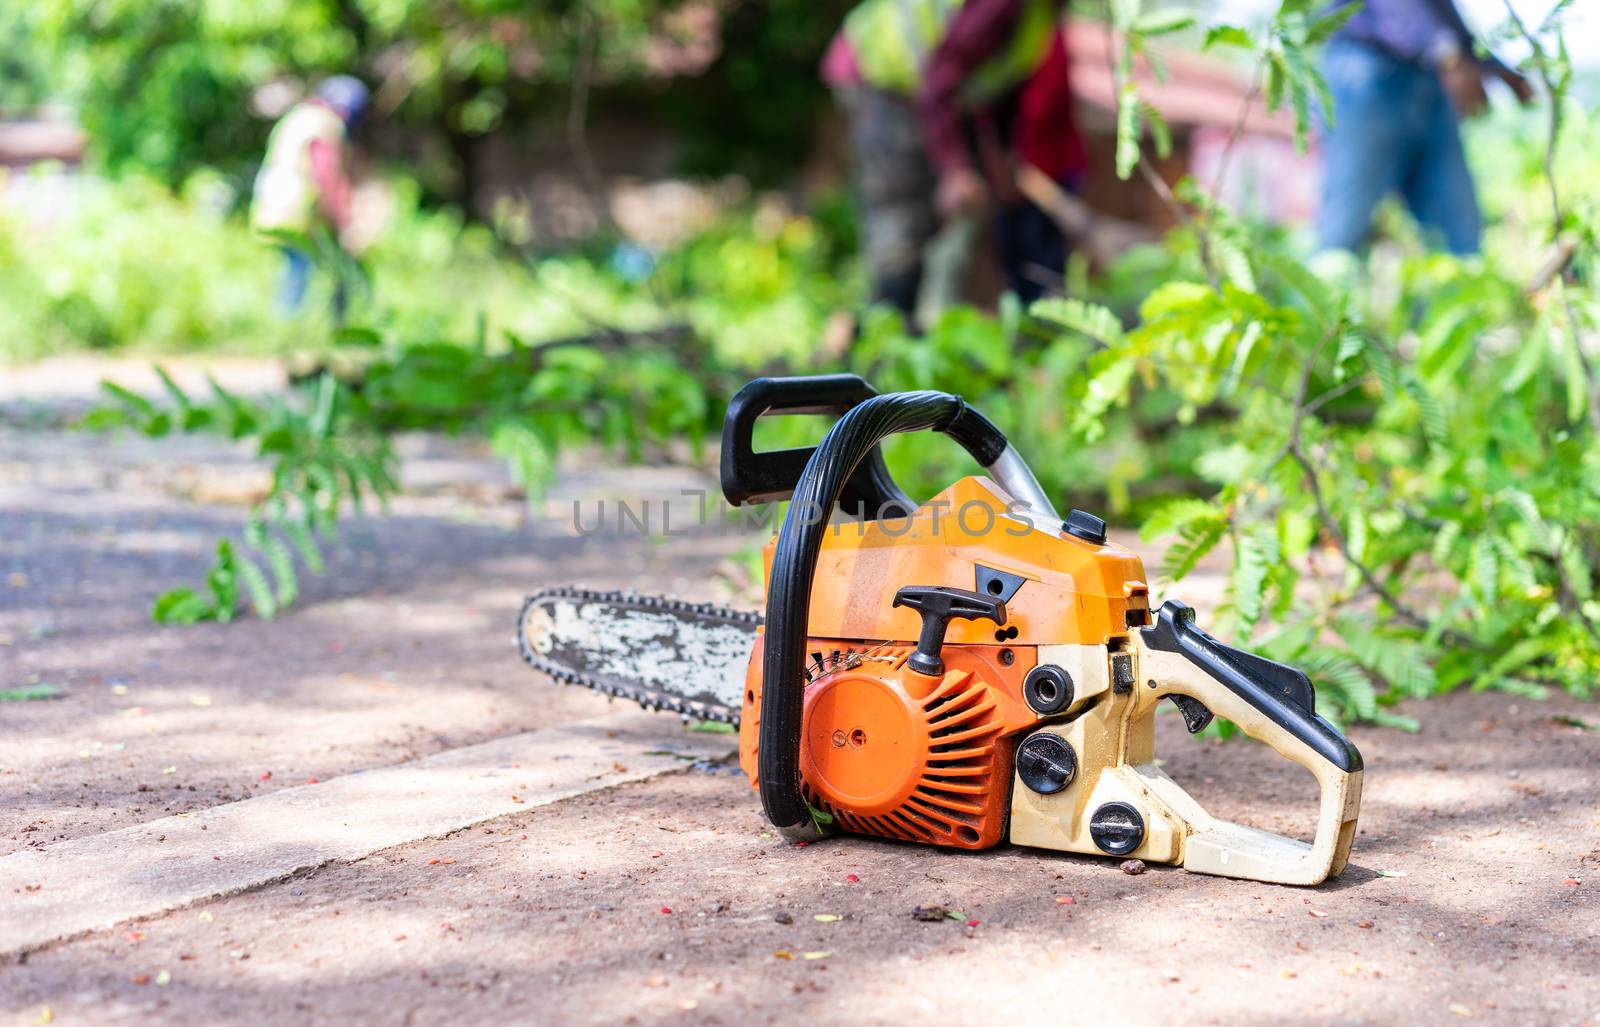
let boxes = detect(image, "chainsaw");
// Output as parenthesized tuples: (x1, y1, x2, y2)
(520, 375, 1363, 886)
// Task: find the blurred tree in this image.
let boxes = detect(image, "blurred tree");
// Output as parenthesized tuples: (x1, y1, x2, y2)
(0, 4, 53, 113)
(9, 0, 853, 207)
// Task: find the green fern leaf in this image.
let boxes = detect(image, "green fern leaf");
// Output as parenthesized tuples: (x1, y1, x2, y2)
(1139, 497, 1219, 542)
(1232, 528, 1278, 636)
(1163, 517, 1227, 582)
(235, 551, 278, 620)
(1029, 298, 1125, 347)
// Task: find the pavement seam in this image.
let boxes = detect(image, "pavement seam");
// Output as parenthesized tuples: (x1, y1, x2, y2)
(0, 710, 732, 959)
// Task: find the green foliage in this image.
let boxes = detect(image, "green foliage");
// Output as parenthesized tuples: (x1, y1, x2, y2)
(1035, 10, 1600, 724)
(84, 311, 719, 621)
(0, 175, 666, 361)
(87, 370, 398, 622)
(0, 176, 289, 360)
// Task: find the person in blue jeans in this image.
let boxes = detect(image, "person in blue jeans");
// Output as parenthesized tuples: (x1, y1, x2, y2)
(1317, 0, 1532, 255)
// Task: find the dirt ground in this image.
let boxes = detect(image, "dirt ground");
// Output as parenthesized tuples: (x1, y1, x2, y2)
(2, 364, 1598, 1026)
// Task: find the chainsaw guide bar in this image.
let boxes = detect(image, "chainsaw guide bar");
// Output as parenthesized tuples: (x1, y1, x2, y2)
(517, 587, 759, 725)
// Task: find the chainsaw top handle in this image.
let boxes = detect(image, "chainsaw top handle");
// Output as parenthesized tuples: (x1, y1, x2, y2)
(749, 383, 1048, 840)
(720, 374, 1060, 523)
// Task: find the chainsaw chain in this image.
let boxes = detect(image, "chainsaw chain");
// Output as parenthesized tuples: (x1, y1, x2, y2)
(516, 585, 761, 725)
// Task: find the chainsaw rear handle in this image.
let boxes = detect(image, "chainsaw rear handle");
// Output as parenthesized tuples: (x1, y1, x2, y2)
(757, 388, 1025, 840)
(1136, 601, 1364, 884)
(721, 375, 1060, 522)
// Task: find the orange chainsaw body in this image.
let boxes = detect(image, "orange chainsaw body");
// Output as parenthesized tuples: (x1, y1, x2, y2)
(738, 476, 1151, 850)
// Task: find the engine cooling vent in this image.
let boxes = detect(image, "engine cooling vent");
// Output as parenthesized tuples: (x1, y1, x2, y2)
(805, 670, 1008, 850)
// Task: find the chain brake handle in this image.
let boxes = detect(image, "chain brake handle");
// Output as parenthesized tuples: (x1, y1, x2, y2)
(1133, 601, 1364, 886)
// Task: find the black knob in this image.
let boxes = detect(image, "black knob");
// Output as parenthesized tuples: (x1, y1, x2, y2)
(1017, 732, 1077, 794)
(1023, 664, 1075, 715)
(1062, 508, 1108, 544)
(1089, 801, 1146, 855)
(892, 585, 1007, 677)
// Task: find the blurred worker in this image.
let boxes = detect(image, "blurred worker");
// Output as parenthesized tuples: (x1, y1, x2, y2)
(250, 75, 370, 313)
(822, 0, 1085, 322)
(1316, 0, 1532, 255)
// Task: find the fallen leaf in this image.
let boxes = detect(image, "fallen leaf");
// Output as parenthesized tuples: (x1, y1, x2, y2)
(1308, 909, 1328, 918)
(911, 905, 948, 922)
(189, 695, 212, 707)
(813, 914, 842, 923)
(441, 858, 455, 865)
(677, 999, 698, 1011)
(131, 974, 151, 985)
(1357, 920, 1373, 929)
(1562, 878, 1580, 886)
(1055, 896, 1076, 905)
(124, 930, 145, 943)
(1449, 1004, 1472, 1017)
(647, 973, 667, 988)
(35, 1007, 53, 1025)
(1376, 869, 1407, 878)
(162, 766, 176, 775)
(802, 951, 831, 960)
(773, 950, 795, 960)
(511, 795, 525, 804)
(0, 683, 62, 702)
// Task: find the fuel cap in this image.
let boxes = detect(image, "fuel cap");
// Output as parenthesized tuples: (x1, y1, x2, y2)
(1016, 733, 1077, 795)
(1062, 508, 1108, 544)
(1089, 801, 1145, 855)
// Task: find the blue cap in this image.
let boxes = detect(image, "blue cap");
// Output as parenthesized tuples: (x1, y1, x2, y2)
(314, 75, 370, 126)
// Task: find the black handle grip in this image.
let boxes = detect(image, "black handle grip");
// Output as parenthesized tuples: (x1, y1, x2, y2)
(719, 374, 912, 518)
(720, 374, 1012, 520)
(893, 585, 1007, 676)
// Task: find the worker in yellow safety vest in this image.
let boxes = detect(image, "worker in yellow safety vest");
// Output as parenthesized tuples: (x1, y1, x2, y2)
(250, 76, 369, 314)
(822, 0, 1083, 324)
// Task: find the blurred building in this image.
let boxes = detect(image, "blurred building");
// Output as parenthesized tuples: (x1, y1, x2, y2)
(1064, 24, 1312, 229)
(0, 113, 87, 223)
